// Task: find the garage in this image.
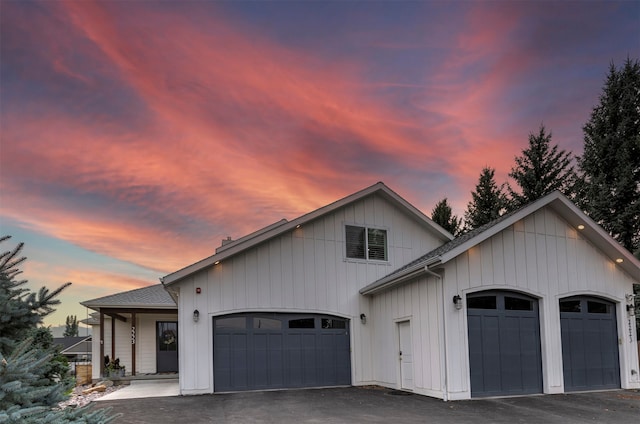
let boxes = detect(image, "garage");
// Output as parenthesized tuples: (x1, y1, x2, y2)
(467, 291, 543, 397)
(213, 313, 351, 392)
(560, 296, 620, 391)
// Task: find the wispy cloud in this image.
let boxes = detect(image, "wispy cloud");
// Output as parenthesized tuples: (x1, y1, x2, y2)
(1, 1, 637, 324)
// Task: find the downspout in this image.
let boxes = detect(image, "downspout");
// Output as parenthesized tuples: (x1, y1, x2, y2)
(424, 266, 448, 401)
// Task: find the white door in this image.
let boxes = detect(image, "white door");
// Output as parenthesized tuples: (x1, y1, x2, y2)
(398, 321, 414, 390)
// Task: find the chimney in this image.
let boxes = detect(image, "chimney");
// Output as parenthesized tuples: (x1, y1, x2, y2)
(221, 236, 233, 246)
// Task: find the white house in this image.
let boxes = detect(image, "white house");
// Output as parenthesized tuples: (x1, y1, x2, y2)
(81, 285, 178, 380)
(84, 182, 640, 399)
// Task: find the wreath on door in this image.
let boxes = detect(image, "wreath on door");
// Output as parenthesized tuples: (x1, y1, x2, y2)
(162, 329, 176, 346)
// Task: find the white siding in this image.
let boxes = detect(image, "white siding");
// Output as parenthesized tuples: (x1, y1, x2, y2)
(369, 275, 444, 398)
(174, 193, 446, 394)
(442, 207, 639, 399)
(89, 312, 178, 380)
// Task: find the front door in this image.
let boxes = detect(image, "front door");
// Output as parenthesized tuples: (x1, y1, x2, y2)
(157, 321, 178, 373)
(398, 321, 414, 390)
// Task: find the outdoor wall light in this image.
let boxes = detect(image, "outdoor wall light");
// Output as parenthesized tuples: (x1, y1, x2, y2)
(193, 309, 200, 322)
(360, 313, 367, 324)
(627, 304, 635, 317)
(626, 294, 636, 317)
(453, 295, 463, 310)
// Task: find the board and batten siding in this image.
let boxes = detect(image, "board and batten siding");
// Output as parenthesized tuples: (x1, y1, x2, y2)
(369, 275, 445, 398)
(441, 206, 639, 400)
(175, 194, 447, 394)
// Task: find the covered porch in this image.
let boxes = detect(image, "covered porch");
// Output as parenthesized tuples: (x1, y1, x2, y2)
(81, 285, 178, 380)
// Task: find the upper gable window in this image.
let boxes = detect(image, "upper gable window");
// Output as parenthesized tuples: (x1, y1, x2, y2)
(345, 225, 388, 261)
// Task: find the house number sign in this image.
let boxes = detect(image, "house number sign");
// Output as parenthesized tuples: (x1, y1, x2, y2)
(131, 326, 136, 344)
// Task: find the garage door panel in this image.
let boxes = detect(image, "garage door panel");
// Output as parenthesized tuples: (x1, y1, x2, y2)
(560, 296, 620, 391)
(468, 291, 542, 397)
(214, 313, 350, 392)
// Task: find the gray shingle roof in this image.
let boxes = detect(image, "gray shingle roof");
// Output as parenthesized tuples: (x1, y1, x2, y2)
(53, 336, 90, 351)
(379, 210, 517, 283)
(81, 284, 176, 310)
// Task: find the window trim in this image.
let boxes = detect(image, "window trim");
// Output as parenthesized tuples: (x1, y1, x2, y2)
(343, 223, 390, 263)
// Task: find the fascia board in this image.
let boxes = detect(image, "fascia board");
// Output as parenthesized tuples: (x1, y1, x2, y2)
(80, 303, 177, 311)
(360, 265, 426, 295)
(436, 192, 639, 280)
(377, 187, 454, 242)
(163, 183, 386, 285)
(550, 197, 640, 280)
(437, 193, 563, 264)
(164, 182, 451, 286)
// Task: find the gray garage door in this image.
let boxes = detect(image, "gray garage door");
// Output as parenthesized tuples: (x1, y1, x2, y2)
(560, 296, 620, 391)
(213, 313, 351, 392)
(467, 291, 543, 397)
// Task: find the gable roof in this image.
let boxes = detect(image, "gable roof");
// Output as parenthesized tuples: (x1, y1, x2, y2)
(361, 191, 640, 295)
(161, 182, 454, 286)
(81, 284, 177, 311)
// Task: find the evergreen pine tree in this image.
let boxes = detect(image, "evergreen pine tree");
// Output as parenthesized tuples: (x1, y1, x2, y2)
(431, 198, 461, 236)
(464, 167, 508, 231)
(0, 236, 116, 423)
(63, 315, 79, 337)
(578, 58, 640, 254)
(507, 125, 578, 210)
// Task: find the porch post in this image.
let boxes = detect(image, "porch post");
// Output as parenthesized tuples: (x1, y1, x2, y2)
(99, 311, 104, 377)
(111, 317, 115, 360)
(131, 312, 137, 376)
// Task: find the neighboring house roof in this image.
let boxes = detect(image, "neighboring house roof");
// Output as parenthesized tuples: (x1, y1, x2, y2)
(361, 191, 640, 295)
(161, 182, 454, 286)
(81, 284, 177, 311)
(53, 336, 90, 351)
(53, 336, 91, 357)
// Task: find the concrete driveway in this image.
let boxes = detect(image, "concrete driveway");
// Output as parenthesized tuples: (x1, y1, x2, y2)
(93, 387, 640, 424)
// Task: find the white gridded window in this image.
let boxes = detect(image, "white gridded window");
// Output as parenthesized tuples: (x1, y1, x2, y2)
(345, 225, 387, 261)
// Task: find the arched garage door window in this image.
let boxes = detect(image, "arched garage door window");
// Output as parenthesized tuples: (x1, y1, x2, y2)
(560, 296, 620, 391)
(467, 291, 543, 397)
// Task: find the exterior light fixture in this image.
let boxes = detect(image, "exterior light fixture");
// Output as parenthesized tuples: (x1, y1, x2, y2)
(360, 313, 367, 324)
(453, 295, 463, 310)
(193, 309, 200, 322)
(214, 260, 220, 265)
(615, 258, 623, 264)
(626, 294, 636, 317)
(296, 224, 301, 229)
(577, 224, 585, 230)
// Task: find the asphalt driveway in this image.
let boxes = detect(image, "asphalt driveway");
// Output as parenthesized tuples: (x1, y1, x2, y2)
(93, 387, 640, 424)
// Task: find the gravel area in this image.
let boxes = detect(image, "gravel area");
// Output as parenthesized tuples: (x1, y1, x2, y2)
(58, 382, 126, 409)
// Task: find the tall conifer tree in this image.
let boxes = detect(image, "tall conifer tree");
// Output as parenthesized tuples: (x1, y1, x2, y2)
(464, 167, 508, 231)
(507, 125, 577, 210)
(578, 58, 640, 254)
(0, 236, 116, 423)
(431, 198, 461, 236)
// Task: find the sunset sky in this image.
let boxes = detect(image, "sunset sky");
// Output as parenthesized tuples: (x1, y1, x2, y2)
(1, 1, 638, 327)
